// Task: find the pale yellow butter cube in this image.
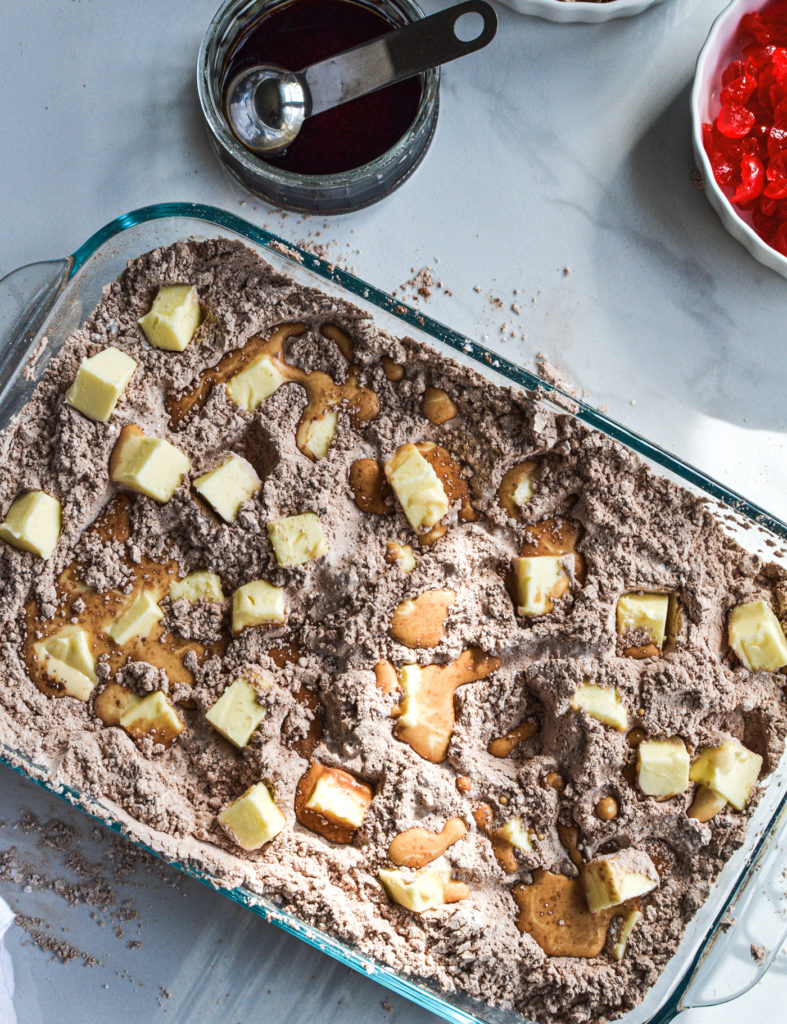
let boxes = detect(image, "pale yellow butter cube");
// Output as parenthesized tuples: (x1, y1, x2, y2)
(513, 555, 571, 616)
(570, 682, 628, 731)
(396, 664, 425, 732)
(689, 739, 762, 810)
(495, 817, 532, 853)
(616, 593, 670, 649)
(108, 590, 163, 646)
(218, 782, 286, 851)
(119, 690, 184, 745)
(33, 626, 97, 701)
(193, 454, 261, 523)
(66, 346, 137, 422)
(637, 738, 690, 798)
(728, 600, 787, 672)
(232, 580, 285, 632)
(612, 908, 642, 961)
(205, 677, 267, 748)
(267, 512, 328, 567)
(301, 410, 338, 460)
(226, 354, 287, 411)
(379, 863, 452, 913)
(384, 443, 449, 532)
(0, 490, 61, 559)
(582, 849, 658, 912)
(169, 570, 224, 604)
(110, 425, 190, 503)
(305, 770, 372, 829)
(512, 476, 534, 507)
(138, 284, 202, 352)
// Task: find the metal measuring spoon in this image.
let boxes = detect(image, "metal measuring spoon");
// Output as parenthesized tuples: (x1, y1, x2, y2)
(224, 0, 497, 156)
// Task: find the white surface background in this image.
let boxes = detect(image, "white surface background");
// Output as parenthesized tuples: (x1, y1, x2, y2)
(0, 0, 785, 1021)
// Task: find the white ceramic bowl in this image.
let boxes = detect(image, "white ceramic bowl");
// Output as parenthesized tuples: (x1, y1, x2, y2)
(497, 0, 667, 24)
(692, 0, 787, 278)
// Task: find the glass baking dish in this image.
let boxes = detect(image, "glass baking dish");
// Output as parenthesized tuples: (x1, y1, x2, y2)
(0, 202, 785, 1024)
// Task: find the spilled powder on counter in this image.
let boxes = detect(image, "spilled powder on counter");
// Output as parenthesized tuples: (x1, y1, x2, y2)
(0, 239, 784, 1024)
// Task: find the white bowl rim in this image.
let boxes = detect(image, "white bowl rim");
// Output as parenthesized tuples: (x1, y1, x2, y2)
(691, 0, 787, 277)
(497, 0, 668, 25)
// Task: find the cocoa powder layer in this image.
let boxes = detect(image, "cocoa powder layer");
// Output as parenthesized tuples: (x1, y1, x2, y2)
(0, 238, 785, 1024)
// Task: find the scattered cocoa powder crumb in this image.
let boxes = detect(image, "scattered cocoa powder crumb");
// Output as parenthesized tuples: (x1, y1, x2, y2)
(15, 914, 98, 966)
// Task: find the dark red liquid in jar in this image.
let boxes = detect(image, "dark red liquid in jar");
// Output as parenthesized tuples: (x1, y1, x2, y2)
(222, 0, 424, 176)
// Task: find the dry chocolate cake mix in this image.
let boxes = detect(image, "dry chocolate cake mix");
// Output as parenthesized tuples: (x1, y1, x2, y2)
(0, 239, 785, 1024)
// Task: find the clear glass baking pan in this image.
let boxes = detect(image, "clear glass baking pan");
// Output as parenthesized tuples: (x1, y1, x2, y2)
(0, 202, 785, 1024)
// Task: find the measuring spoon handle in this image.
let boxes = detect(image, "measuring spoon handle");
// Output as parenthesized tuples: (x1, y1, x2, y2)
(302, 0, 497, 118)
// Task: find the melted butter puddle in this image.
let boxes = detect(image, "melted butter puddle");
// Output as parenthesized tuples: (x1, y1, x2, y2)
(473, 802, 518, 874)
(389, 588, 455, 649)
(488, 717, 538, 758)
(514, 870, 615, 958)
(380, 648, 501, 762)
(389, 817, 467, 869)
(24, 498, 216, 700)
(166, 321, 380, 458)
(557, 824, 584, 870)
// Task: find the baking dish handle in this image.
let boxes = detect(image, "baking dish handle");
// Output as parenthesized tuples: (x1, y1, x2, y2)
(0, 257, 72, 400)
(667, 798, 787, 1017)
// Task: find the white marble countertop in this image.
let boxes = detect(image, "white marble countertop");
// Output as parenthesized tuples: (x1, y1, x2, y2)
(0, 0, 784, 1021)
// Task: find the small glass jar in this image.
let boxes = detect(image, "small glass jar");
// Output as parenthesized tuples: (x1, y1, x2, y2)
(197, 0, 440, 214)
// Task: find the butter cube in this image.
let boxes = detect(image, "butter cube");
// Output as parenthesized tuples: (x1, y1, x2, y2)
(384, 443, 449, 532)
(226, 353, 287, 411)
(33, 626, 97, 701)
(267, 513, 328, 567)
(728, 600, 787, 672)
(513, 477, 534, 507)
(0, 490, 61, 559)
(193, 454, 261, 523)
(612, 908, 642, 961)
(119, 690, 184, 745)
(301, 410, 338, 460)
(396, 663, 441, 758)
(66, 346, 137, 422)
(570, 683, 628, 731)
(689, 739, 762, 810)
(205, 677, 267, 748)
(616, 593, 669, 649)
(218, 782, 287, 851)
(108, 589, 163, 646)
(110, 424, 190, 503)
(304, 768, 373, 829)
(232, 579, 285, 632)
(513, 555, 570, 616)
(637, 738, 690, 798)
(379, 863, 458, 913)
(169, 570, 224, 604)
(582, 849, 658, 913)
(495, 817, 532, 853)
(66, 346, 138, 421)
(138, 284, 202, 352)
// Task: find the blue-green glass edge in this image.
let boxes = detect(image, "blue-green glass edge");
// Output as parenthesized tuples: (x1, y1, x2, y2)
(12, 198, 781, 1023)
